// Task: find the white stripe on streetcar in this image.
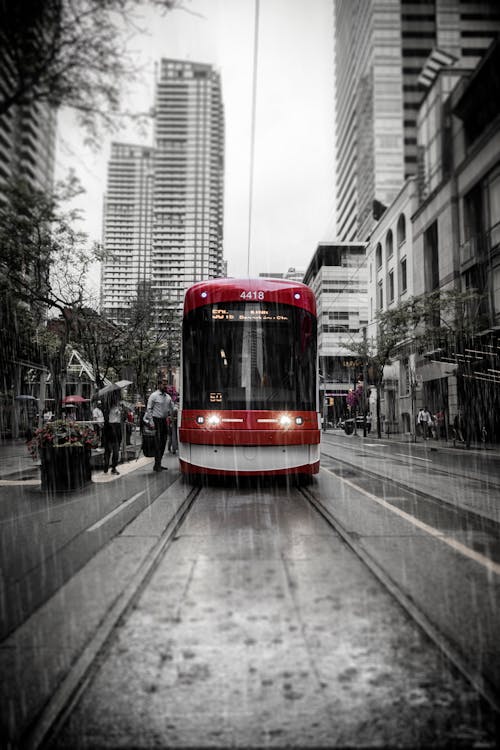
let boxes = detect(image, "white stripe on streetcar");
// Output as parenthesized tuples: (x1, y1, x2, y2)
(324, 468, 500, 577)
(87, 490, 146, 532)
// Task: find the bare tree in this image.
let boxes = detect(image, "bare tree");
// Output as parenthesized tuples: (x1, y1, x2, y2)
(0, 0, 189, 145)
(0, 174, 99, 413)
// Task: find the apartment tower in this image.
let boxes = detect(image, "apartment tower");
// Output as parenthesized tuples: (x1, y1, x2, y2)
(0, 99, 56, 201)
(152, 59, 224, 326)
(100, 144, 154, 320)
(334, 0, 500, 243)
(101, 59, 224, 335)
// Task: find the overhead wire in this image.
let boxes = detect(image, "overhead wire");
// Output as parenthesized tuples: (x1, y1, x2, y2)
(246, 0, 260, 277)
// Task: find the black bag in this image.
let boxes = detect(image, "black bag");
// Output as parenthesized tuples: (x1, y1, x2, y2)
(142, 427, 156, 457)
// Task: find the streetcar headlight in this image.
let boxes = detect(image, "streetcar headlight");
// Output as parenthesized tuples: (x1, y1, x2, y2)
(207, 414, 221, 426)
(196, 416, 205, 424)
(295, 416, 304, 425)
(279, 414, 292, 427)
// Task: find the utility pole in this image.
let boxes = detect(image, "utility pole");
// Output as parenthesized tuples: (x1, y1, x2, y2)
(362, 328, 368, 437)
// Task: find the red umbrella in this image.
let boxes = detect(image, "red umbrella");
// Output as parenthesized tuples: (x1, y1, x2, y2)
(62, 395, 89, 404)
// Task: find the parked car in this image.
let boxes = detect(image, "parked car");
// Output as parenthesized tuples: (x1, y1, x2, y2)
(339, 415, 371, 435)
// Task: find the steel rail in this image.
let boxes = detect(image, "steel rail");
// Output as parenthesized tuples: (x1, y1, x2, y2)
(299, 483, 500, 716)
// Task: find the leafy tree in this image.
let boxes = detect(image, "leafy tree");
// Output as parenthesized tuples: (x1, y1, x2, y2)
(0, 0, 188, 145)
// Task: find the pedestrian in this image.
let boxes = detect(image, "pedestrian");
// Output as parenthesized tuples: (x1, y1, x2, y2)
(454, 410, 465, 443)
(417, 405, 432, 440)
(102, 393, 122, 475)
(145, 378, 173, 471)
(92, 401, 105, 446)
(434, 408, 445, 439)
(125, 408, 134, 445)
(43, 408, 53, 423)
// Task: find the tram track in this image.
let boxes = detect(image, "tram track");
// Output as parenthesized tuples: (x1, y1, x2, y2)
(16, 477, 500, 748)
(298, 483, 500, 717)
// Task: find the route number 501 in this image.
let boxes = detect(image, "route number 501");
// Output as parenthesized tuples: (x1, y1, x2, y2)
(240, 291, 265, 300)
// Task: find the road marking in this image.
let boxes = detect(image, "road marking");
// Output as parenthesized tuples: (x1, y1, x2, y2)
(395, 453, 432, 462)
(87, 490, 146, 532)
(323, 468, 500, 577)
(0, 478, 40, 486)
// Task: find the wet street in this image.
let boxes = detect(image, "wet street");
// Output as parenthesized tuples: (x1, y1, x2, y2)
(51, 484, 495, 749)
(1, 434, 499, 748)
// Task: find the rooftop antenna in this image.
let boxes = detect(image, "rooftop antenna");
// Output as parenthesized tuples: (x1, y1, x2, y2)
(246, 0, 260, 277)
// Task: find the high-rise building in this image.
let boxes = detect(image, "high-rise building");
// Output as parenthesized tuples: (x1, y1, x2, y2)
(152, 59, 224, 325)
(0, 98, 56, 201)
(100, 59, 225, 339)
(100, 143, 154, 320)
(334, 0, 500, 243)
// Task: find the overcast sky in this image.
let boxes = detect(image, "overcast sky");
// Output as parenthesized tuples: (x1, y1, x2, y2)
(55, 0, 336, 291)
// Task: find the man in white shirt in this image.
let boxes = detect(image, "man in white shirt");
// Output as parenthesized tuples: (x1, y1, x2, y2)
(146, 378, 173, 471)
(417, 406, 432, 440)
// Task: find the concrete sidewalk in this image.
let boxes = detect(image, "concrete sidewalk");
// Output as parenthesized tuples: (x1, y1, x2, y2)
(0, 437, 34, 479)
(0, 429, 145, 482)
(323, 426, 500, 457)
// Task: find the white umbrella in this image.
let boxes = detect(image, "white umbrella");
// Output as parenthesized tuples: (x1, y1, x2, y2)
(96, 380, 133, 398)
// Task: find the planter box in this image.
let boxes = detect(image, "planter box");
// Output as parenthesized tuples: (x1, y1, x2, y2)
(40, 445, 92, 493)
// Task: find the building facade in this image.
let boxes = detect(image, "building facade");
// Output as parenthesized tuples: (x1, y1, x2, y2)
(363, 37, 500, 441)
(365, 177, 420, 434)
(151, 59, 225, 328)
(303, 243, 368, 425)
(100, 59, 225, 349)
(334, 0, 500, 244)
(0, 57, 57, 438)
(100, 143, 154, 321)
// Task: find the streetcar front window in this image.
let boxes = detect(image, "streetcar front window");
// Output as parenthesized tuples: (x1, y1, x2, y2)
(182, 302, 316, 411)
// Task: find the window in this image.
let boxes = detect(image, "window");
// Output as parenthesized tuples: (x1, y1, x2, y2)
(386, 229, 393, 259)
(397, 213, 406, 245)
(424, 221, 439, 292)
(388, 270, 395, 302)
(182, 302, 317, 411)
(378, 281, 383, 310)
(376, 243, 382, 269)
(400, 358, 410, 396)
(400, 258, 407, 293)
(493, 266, 500, 319)
(489, 171, 500, 249)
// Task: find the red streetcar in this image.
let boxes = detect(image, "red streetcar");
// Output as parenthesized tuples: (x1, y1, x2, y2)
(179, 277, 320, 479)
